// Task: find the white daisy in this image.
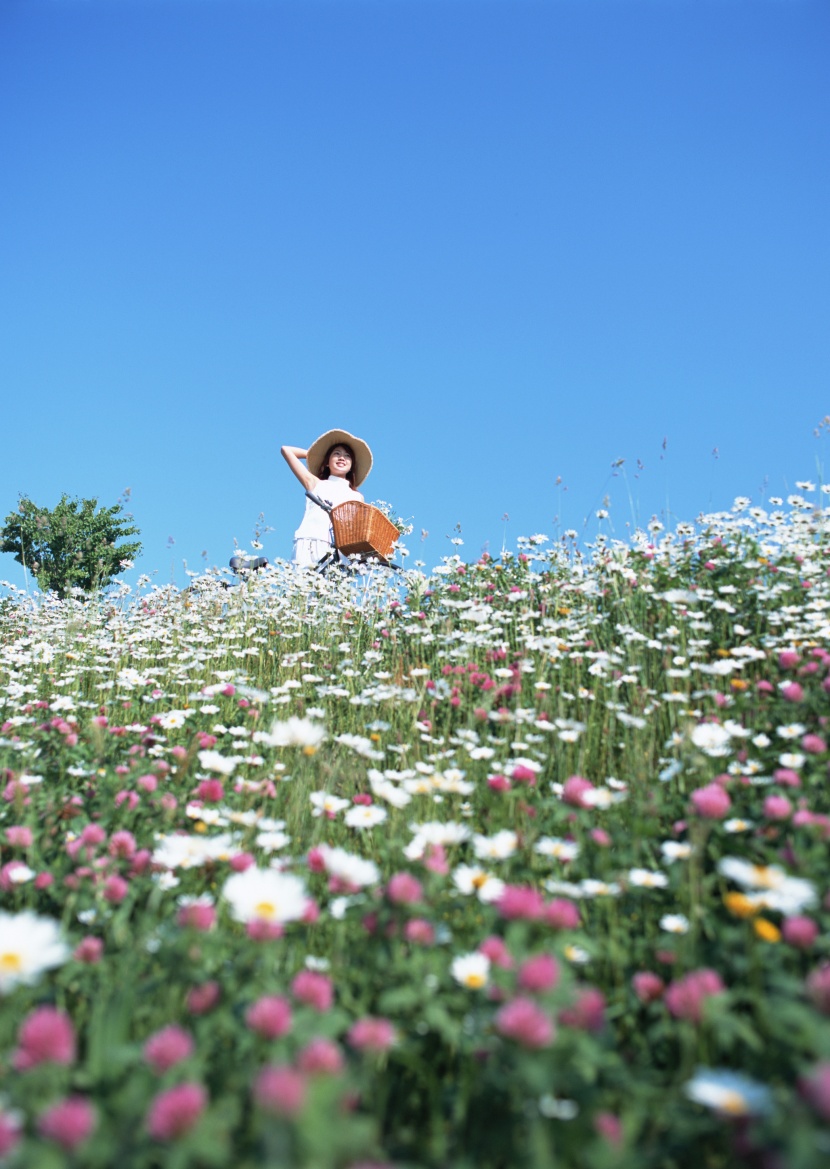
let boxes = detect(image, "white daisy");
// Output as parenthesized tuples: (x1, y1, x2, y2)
(255, 830, 292, 852)
(627, 868, 669, 889)
(776, 724, 806, 741)
(717, 857, 816, 913)
(582, 786, 625, 809)
(690, 723, 732, 757)
(222, 867, 310, 925)
(152, 832, 239, 869)
(186, 804, 227, 827)
(404, 821, 470, 860)
(452, 864, 506, 904)
(316, 845, 380, 889)
(450, 952, 490, 990)
(534, 837, 580, 862)
(472, 830, 518, 861)
(335, 733, 384, 760)
(580, 879, 621, 898)
(368, 777, 413, 809)
(344, 805, 388, 829)
(0, 911, 70, 992)
(660, 842, 692, 862)
(309, 792, 350, 818)
(157, 709, 191, 730)
(684, 1068, 772, 1117)
(197, 749, 240, 776)
(3, 863, 35, 885)
(264, 717, 327, 750)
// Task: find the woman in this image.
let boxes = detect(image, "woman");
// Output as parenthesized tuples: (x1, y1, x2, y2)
(281, 428, 373, 568)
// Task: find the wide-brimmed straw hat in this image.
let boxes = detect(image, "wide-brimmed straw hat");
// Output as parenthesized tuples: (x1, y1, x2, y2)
(306, 428, 373, 487)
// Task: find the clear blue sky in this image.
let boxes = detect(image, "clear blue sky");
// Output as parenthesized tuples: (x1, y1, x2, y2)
(1, 0, 828, 585)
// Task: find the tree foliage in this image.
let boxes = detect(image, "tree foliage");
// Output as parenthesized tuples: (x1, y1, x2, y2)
(0, 494, 142, 598)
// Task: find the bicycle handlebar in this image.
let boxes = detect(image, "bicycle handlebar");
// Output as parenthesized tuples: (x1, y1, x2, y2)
(305, 490, 333, 514)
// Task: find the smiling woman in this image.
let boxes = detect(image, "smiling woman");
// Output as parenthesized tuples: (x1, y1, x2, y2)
(280, 428, 373, 568)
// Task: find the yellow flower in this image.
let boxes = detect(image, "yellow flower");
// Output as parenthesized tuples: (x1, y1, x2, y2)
(753, 918, 781, 943)
(724, 892, 757, 919)
(730, 679, 748, 692)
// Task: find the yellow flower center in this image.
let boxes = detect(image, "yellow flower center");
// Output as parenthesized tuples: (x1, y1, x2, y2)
(751, 866, 776, 889)
(0, 951, 23, 974)
(464, 973, 486, 989)
(719, 1091, 749, 1116)
(302, 746, 318, 756)
(254, 901, 277, 920)
(471, 874, 488, 890)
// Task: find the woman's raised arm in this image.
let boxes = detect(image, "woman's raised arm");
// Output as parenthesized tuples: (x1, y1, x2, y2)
(281, 445, 318, 493)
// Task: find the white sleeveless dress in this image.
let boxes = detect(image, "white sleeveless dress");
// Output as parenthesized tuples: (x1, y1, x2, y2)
(292, 477, 364, 568)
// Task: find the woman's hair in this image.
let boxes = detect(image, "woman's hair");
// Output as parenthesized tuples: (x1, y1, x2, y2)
(318, 442, 356, 489)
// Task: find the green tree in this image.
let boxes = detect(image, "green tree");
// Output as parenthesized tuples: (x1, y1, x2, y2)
(0, 494, 142, 598)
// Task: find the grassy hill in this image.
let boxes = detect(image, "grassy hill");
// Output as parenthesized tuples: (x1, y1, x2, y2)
(1, 492, 829, 1168)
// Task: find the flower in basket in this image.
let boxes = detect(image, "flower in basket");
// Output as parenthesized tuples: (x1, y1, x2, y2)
(368, 500, 414, 536)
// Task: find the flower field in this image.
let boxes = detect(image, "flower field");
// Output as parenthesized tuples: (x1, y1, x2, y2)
(1, 489, 830, 1168)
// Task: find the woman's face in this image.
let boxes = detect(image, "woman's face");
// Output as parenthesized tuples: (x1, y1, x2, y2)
(327, 445, 353, 479)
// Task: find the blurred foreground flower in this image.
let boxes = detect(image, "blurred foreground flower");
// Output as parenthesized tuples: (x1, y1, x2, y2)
(451, 952, 490, 989)
(13, 1006, 75, 1069)
(261, 717, 326, 752)
(147, 1083, 206, 1140)
(495, 997, 555, 1048)
(665, 969, 725, 1023)
(143, 1026, 194, 1073)
(684, 1067, 772, 1117)
(222, 868, 310, 926)
(0, 911, 70, 992)
(38, 1096, 97, 1151)
(254, 1064, 307, 1117)
(314, 844, 380, 889)
(717, 857, 817, 914)
(348, 1016, 396, 1052)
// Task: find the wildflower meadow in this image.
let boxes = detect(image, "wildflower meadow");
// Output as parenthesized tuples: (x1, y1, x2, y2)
(1, 485, 830, 1168)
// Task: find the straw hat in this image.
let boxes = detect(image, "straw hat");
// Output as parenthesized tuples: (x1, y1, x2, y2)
(306, 428, 373, 487)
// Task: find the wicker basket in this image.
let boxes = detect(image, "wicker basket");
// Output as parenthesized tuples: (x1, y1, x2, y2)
(330, 502, 399, 563)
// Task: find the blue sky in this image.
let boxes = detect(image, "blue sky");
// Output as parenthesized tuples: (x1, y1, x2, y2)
(1, 0, 828, 586)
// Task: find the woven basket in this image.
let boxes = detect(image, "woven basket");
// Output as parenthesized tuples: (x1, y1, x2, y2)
(330, 502, 399, 563)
